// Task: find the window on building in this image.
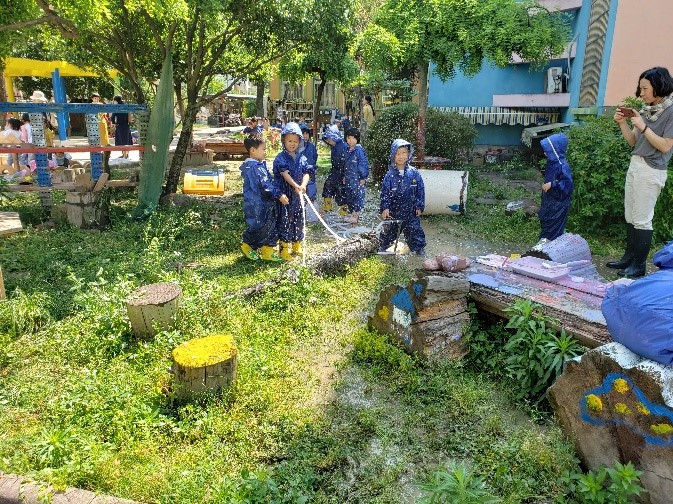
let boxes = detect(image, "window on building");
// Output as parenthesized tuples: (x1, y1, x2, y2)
(282, 81, 304, 101)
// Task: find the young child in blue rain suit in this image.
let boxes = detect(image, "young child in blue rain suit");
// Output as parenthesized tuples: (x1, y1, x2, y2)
(240, 134, 289, 262)
(538, 132, 574, 241)
(273, 122, 311, 261)
(342, 128, 369, 223)
(379, 139, 426, 255)
(300, 124, 318, 203)
(321, 124, 348, 212)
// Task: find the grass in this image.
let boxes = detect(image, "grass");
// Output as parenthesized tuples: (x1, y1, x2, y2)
(0, 160, 588, 502)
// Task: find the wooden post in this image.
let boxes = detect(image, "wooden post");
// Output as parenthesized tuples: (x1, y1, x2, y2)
(0, 267, 5, 300)
(126, 282, 182, 339)
(171, 334, 237, 401)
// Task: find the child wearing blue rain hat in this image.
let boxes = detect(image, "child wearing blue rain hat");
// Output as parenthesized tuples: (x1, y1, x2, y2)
(239, 134, 288, 262)
(273, 122, 311, 260)
(379, 139, 426, 256)
(341, 127, 369, 224)
(321, 124, 348, 212)
(538, 132, 574, 242)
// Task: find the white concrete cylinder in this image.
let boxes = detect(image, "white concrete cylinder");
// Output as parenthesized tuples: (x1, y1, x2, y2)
(418, 169, 469, 215)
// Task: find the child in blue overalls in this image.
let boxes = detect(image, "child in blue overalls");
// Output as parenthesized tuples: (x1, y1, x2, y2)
(273, 122, 311, 260)
(342, 128, 369, 223)
(240, 134, 288, 262)
(321, 124, 348, 212)
(379, 139, 426, 256)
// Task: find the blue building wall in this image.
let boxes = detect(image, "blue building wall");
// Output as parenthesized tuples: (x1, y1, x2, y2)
(427, 4, 610, 146)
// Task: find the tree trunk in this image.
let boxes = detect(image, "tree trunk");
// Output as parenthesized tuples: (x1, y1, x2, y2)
(163, 103, 198, 197)
(255, 81, 265, 117)
(0, 74, 7, 102)
(313, 75, 326, 138)
(416, 60, 429, 161)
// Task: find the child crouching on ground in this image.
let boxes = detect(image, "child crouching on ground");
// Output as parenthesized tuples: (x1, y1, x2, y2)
(240, 134, 288, 262)
(273, 122, 310, 260)
(538, 132, 574, 242)
(379, 139, 426, 256)
(342, 128, 369, 224)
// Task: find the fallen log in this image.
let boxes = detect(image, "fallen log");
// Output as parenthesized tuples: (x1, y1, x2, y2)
(224, 234, 380, 301)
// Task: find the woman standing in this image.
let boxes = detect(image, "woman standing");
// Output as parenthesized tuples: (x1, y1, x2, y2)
(111, 95, 133, 158)
(361, 95, 375, 137)
(607, 67, 673, 278)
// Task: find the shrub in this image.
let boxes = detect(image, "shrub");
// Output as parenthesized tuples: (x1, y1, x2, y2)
(363, 104, 476, 181)
(565, 116, 673, 242)
(418, 461, 501, 503)
(558, 460, 646, 504)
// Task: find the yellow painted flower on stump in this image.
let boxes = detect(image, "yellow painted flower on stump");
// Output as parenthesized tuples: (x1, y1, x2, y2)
(172, 334, 237, 368)
(586, 394, 602, 413)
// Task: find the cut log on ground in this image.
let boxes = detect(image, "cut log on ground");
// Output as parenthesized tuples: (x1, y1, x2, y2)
(549, 342, 673, 504)
(469, 282, 610, 348)
(171, 334, 237, 401)
(126, 282, 182, 339)
(368, 274, 471, 360)
(0, 473, 138, 503)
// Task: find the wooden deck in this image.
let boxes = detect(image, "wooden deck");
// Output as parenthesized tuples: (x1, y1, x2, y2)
(0, 211, 23, 237)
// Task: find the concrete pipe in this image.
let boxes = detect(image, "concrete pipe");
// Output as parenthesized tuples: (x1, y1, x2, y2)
(418, 169, 469, 216)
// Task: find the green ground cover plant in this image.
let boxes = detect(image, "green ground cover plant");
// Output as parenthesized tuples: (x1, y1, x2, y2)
(0, 162, 634, 502)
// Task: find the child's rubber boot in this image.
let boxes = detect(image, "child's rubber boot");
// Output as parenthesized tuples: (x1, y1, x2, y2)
(259, 245, 285, 263)
(323, 197, 333, 212)
(241, 243, 259, 261)
(339, 205, 349, 217)
(292, 241, 303, 256)
(279, 241, 294, 261)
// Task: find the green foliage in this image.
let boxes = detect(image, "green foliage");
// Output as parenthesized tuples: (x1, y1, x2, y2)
(464, 309, 509, 378)
(564, 117, 633, 237)
(0, 288, 53, 339)
(558, 461, 646, 504)
(418, 461, 501, 503)
(503, 299, 584, 403)
(351, 329, 414, 375)
(243, 100, 256, 119)
(363, 103, 476, 180)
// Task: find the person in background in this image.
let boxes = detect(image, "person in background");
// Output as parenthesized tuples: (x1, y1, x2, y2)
(361, 95, 375, 136)
(2, 118, 22, 168)
(341, 115, 351, 133)
(321, 124, 348, 213)
(19, 114, 32, 168)
(273, 122, 310, 261)
(607, 67, 673, 278)
(242, 117, 263, 134)
(300, 124, 318, 204)
(379, 139, 426, 256)
(538, 133, 574, 242)
(111, 95, 133, 158)
(54, 151, 73, 168)
(239, 134, 288, 262)
(341, 127, 369, 224)
(92, 92, 111, 172)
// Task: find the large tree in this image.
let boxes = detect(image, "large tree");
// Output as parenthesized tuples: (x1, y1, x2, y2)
(366, 0, 571, 159)
(278, 0, 358, 136)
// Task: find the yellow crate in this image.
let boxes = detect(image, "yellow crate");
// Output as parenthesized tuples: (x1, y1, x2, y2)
(183, 169, 226, 195)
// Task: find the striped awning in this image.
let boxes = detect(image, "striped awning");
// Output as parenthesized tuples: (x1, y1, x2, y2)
(433, 106, 560, 126)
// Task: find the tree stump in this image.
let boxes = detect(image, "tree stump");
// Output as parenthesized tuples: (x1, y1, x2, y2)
(368, 274, 471, 360)
(126, 282, 182, 339)
(171, 334, 238, 401)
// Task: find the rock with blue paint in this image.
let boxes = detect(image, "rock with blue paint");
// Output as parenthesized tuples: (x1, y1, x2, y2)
(368, 275, 470, 360)
(548, 342, 673, 504)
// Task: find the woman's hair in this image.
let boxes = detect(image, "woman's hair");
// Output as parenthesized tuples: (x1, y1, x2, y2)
(345, 127, 361, 143)
(21, 113, 30, 122)
(636, 67, 673, 98)
(8, 118, 21, 130)
(113, 95, 123, 104)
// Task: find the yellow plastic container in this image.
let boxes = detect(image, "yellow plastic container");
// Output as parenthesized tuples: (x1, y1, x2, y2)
(183, 169, 226, 195)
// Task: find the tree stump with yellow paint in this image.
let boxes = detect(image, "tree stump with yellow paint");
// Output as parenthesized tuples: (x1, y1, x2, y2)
(171, 334, 238, 401)
(126, 282, 182, 339)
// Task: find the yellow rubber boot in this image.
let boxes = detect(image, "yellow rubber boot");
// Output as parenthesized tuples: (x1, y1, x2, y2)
(279, 241, 294, 261)
(323, 197, 333, 212)
(339, 205, 349, 217)
(260, 245, 285, 262)
(241, 243, 259, 261)
(292, 241, 303, 256)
